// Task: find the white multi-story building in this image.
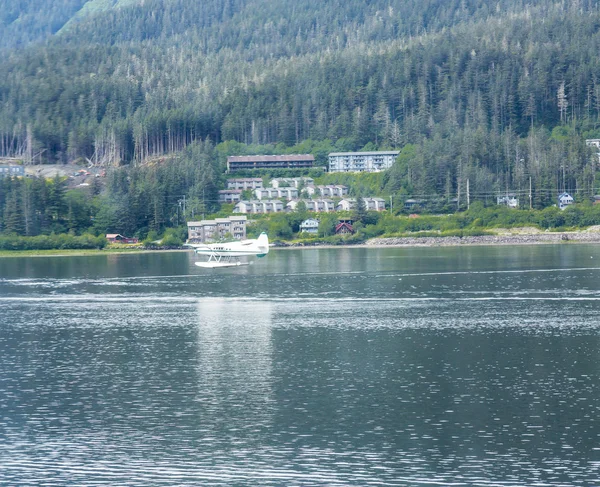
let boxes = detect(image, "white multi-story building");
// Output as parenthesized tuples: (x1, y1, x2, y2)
(328, 151, 399, 173)
(187, 216, 247, 242)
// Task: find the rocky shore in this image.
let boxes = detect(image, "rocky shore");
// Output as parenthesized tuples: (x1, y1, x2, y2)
(366, 231, 600, 247)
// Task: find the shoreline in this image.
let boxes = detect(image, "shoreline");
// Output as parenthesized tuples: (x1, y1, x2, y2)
(364, 231, 600, 247)
(276, 230, 600, 249)
(2, 231, 600, 257)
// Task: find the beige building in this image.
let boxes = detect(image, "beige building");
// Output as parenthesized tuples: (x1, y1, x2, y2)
(187, 216, 247, 243)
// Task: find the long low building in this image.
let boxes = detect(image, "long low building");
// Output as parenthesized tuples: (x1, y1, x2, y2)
(227, 154, 315, 172)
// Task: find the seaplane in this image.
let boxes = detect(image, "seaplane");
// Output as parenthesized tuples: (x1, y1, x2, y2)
(185, 232, 269, 268)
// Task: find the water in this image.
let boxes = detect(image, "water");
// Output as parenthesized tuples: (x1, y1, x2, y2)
(1, 244, 600, 486)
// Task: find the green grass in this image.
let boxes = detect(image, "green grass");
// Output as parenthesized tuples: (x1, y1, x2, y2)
(0, 247, 187, 258)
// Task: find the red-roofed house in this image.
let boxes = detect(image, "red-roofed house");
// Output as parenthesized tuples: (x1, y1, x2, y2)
(335, 222, 354, 235)
(106, 234, 139, 244)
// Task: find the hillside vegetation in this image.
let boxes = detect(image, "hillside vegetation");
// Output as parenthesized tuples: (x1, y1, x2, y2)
(1, 0, 600, 241)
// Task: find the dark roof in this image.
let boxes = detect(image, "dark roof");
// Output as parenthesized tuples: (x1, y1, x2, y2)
(228, 154, 315, 162)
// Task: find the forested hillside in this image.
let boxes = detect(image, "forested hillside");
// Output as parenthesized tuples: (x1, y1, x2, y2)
(2, 0, 600, 238)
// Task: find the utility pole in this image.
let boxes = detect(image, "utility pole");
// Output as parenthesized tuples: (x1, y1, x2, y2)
(390, 195, 393, 213)
(529, 177, 532, 209)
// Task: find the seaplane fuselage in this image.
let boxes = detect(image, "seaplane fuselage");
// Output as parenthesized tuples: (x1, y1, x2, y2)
(188, 232, 269, 268)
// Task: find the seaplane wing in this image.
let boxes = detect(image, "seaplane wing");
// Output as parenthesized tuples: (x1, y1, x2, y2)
(187, 232, 269, 268)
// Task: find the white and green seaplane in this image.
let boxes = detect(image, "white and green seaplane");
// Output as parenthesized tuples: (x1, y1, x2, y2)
(186, 232, 269, 268)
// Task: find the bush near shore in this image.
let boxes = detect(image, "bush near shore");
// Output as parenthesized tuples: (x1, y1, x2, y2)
(0, 233, 107, 251)
(2, 201, 600, 251)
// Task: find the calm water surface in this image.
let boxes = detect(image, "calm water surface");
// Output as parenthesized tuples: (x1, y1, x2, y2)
(1, 245, 600, 486)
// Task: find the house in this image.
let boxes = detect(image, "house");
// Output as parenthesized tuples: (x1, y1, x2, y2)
(218, 189, 242, 203)
(593, 195, 600, 205)
(278, 187, 298, 200)
(233, 200, 259, 214)
(335, 221, 354, 234)
(286, 199, 336, 213)
(306, 185, 349, 197)
(497, 194, 519, 208)
(287, 199, 315, 212)
(262, 200, 285, 213)
(586, 139, 600, 149)
(187, 216, 247, 242)
(0, 165, 25, 178)
(233, 200, 285, 214)
(271, 177, 314, 188)
(226, 178, 263, 190)
(315, 199, 336, 212)
(254, 187, 298, 200)
(227, 154, 315, 172)
(558, 192, 574, 210)
(300, 218, 320, 234)
(363, 197, 386, 211)
(106, 234, 139, 244)
(586, 139, 600, 163)
(336, 198, 356, 211)
(328, 151, 399, 173)
(404, 199, 425, 210)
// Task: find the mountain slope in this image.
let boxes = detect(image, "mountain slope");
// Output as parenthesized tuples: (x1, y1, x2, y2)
(1, 0, 599, 203)
(0, 0, 88, 50)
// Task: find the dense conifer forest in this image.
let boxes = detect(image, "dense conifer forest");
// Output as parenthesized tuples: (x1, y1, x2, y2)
(2, 0, 600, 241)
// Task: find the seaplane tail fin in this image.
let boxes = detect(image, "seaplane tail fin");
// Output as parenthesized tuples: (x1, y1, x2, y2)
(257, 232, 269, 256)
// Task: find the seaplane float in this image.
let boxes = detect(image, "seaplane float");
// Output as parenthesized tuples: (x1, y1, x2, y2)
(185, 232, 269, 268)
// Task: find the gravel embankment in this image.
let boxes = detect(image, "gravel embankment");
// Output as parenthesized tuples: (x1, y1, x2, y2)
(366, 232, 600, 247)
